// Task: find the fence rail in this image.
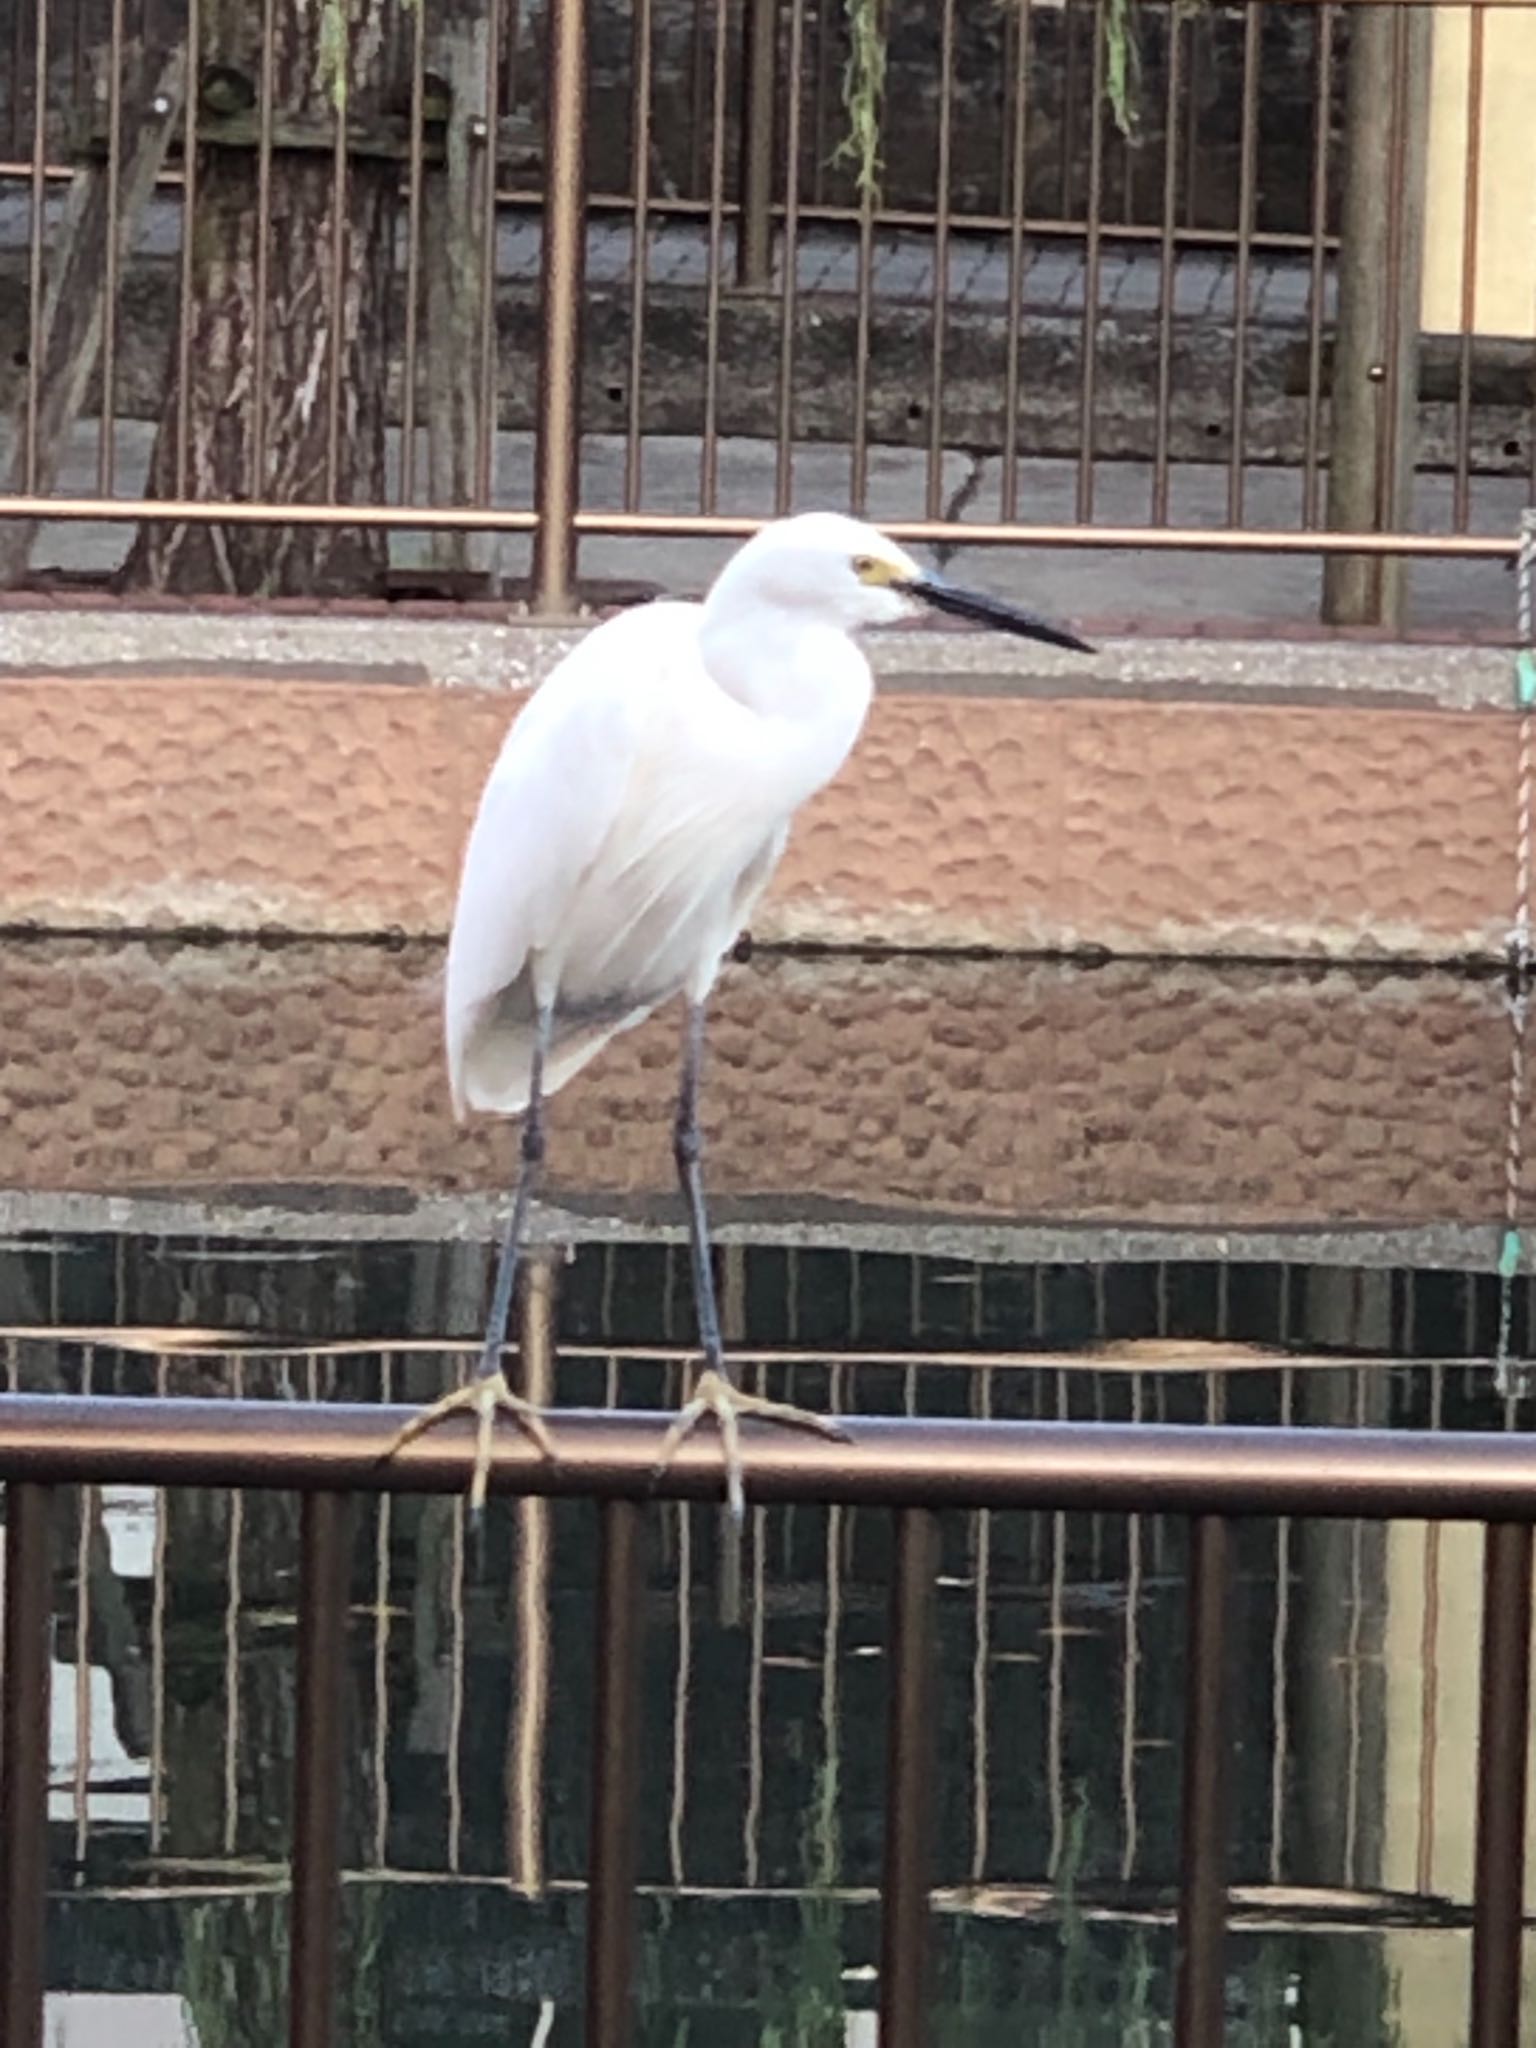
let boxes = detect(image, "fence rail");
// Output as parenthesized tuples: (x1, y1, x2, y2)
(2, 1392, 1535, 2046)
(1, 0, 1534, 622)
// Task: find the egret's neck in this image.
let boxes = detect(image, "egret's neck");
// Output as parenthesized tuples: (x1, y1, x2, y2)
(699, 599, 873, 744)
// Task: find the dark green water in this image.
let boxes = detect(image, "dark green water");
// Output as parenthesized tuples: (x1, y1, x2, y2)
(4, 1233, 1531, 2045)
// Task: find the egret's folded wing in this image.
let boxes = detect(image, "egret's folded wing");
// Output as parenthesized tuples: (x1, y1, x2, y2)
(443, 604, 691, 1109)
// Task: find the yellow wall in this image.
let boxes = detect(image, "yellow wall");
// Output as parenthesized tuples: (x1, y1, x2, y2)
(1422, 4, 1536, 339)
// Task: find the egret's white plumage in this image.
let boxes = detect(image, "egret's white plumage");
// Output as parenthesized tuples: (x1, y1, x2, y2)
(446, 511, 914, 1118)
(393, 509, 1092, 1517)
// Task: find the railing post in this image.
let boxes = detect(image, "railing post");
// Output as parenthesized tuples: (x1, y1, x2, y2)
(289, 1492, 351, 2048)
(585, 1499, 646, 2048)
(878, 1506, 939, 2048)
(736, 0, 778, 289)
(1469, 1520, 1534, 2048)
(1175, 1514, 1232, 2048)
(1322, 1, 1432, 628)
(531, 0, 590, 615)
(1, 1483, 53, 2048)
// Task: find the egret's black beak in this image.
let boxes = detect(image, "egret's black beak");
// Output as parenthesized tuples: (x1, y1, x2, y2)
(900, 574, 1095, 654)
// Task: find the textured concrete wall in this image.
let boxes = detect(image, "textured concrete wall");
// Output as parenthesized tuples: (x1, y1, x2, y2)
(0, 664, 1525, 961)
(0, 938, 1519, 1232)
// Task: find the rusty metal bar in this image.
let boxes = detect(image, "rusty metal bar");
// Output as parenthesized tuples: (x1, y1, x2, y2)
(879, 1506, 939, 2048)
(398, 0, 426, 505)
(999, 0, 1031, 521)
(698, 0, 731, 514)
(585, 1499, 645, 2048)
(1452, 4, 1487, 533)
(774, 0, 806, 513)
(1468, 1520, 1534, 2048)
(0, 494, 1523, 558)
(1151, 4, 1183, 525)
(173, 0, 198, 501)
(97, 0, 124, 494)
(475, 0, 505, 510)
(737, 0, 777, 288)
(1174, 1514, 1232, 2048)
(289, 1491, 350, 2048)
(1227, 1, 1263, 525)
(1301, 2, 1335, 529)
(16, 1399, 1536, 1514)
(0, 1482, 52, 2048)
(22, 0, 48, 496)
(530, 0, 589, 613)
(1075, 0, 1106, 524)
(623, 0, 655, 511)
(926, 0, 957, 521)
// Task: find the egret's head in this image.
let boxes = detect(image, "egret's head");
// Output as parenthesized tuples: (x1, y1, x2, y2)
(708, 511, 1094, 651)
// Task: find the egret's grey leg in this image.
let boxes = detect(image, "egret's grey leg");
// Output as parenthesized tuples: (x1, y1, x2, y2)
(658, 998, 848, 1521)
(385, 1003, 558, 1510)
(673, 997, 726, 1375)
(477, 1002, 554, 1382)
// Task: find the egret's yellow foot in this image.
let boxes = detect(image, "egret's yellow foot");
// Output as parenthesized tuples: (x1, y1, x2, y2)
(652, 1366, 850, 1521)
(384, 1369, 557, 1515)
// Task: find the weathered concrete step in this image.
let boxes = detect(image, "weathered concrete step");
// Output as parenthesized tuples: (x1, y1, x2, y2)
(0, 641, 1526, 960)
(0, 936, 1523, 1241)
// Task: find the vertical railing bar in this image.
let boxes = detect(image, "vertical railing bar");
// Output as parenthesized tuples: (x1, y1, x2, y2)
(1300, 1, 1333, 529)
(371, 1350, 393, 1869)
(0, 1481, 51, 2048)
(849, 172, 875, 516)
(1468, 1519, 1534, 2048)
(397, 0, 426, 506)
(925, 0, 956, 522)
(447, 1494, 466, 1874)
(323, 9, 349, 504)
(666, 1484, 691, 1885)
(742, 1468, 766, 1886)
(288, 1490, 350, 2048)
(585, 1499, 645, 2048)
(736, 0, 776, 288)
(531, 0, 589, 610)
(222, 1356, 244, 1858)
(1047, 1366, 1068, 1875)
(1452, 3, 1486, 533)
(1120, 1373, 1143, 1883)
(697, 0, 730, 516)
(999, 0, 1030, 521)
(1075, 0, 1106, 524)
(1269, 1360, 1294, 1886)
(773, 0, 806, 513)
(1151, 0, 1183, 525)
(623, 0, 654, 511)
(249, 0, 276, 496)
(97, 0, 125, 494)
(71, 1344, 95, 1864)
(970, 1360, 993, 1883)
(149, 1351, 168, 1852)
(1226, 0, 1261, 525)
(1174, 1513, 1231, 2048)
(507, 1255, 556, 1892)
(474, 0, 504, 507)
(878, 1506, 939, 2048)
(173, 0, 198, 500)
(23, 0, 49, 495)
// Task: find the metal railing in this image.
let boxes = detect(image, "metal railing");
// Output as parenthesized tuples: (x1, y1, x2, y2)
(0, 0, 1533, 617)
(2, 1391, 1535, 2047)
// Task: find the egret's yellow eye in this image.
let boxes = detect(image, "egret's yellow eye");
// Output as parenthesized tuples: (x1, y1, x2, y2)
(853, 552, 893, 585)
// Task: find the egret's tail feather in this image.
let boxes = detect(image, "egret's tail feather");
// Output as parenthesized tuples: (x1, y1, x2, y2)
(456, 1014, 628, 1118)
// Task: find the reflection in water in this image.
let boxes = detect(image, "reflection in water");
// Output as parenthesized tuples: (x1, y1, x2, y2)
(2, 1236, 1533, 2043)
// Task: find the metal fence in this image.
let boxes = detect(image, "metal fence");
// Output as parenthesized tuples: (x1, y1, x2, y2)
(1, 1394, 1535, 2047)
(0, 0, 1533, 616)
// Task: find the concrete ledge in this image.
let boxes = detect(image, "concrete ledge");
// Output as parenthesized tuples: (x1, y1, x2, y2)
(0, 643, 1526, 958)
(0, 938, 1521, 1238)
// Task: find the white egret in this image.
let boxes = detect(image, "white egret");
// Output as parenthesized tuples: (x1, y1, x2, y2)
(388, 511, 1093, 1516)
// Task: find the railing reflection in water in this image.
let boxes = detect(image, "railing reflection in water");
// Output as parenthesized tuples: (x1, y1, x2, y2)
(0, 1235, 1533, 2043)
